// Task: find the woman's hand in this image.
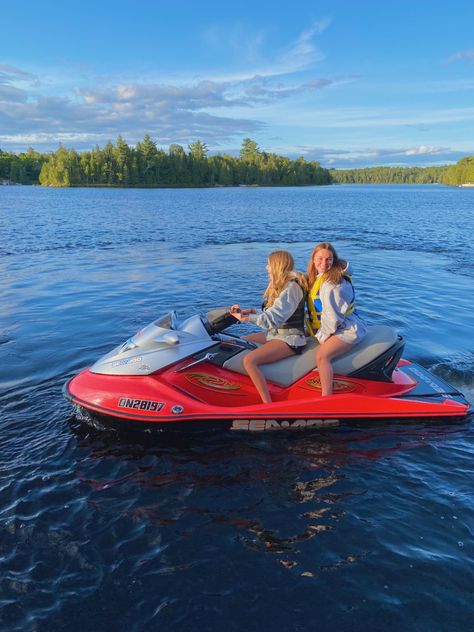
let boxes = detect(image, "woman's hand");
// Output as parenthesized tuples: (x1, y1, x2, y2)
(230, 304, 243, 321)
(230, 304, 253, 322)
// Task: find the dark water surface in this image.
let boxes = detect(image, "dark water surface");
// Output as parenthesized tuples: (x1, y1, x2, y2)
(1, 185, 473, 631)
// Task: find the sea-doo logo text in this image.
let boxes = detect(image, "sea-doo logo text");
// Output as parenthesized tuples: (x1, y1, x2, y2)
(112, 356, 142, 367)
(118, 398, 164, 412)
(231, 419, 340, 431)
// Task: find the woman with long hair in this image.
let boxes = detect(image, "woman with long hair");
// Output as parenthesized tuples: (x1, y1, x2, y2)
(231, 250, 307, 403)
(306, 242, 367, 396)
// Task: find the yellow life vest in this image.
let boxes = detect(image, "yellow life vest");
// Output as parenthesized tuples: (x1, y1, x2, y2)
(306, 274, 355, 336)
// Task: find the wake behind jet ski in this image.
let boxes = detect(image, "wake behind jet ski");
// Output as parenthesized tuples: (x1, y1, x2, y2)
(63, 307, 473, 432)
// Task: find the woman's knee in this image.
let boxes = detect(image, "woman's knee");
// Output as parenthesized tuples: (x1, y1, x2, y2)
(316, 347, 327, 364)
(243, 353, 256, 370)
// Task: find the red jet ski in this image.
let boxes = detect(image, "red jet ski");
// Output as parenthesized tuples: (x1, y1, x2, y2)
(64, 308, 473, 432)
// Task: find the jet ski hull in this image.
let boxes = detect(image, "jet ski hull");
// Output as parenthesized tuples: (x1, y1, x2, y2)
(64, 310, 472, 432)
(64, 359, 472, 432)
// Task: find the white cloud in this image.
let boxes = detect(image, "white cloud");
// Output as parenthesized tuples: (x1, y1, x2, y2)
(445, 49, 474, 64)
(0, 21, 338, 151)
(196, 19, 330, 83)
(240, 75, 350, 103)
(201, 22, 266, 63)
(276, 19, 329, 74)
(404, 145, 444, 156)
(0, 84, 28, 102)
(289, 144, 464, 169)
(0, 63, 37, 82)
(0, 132, 102, 145)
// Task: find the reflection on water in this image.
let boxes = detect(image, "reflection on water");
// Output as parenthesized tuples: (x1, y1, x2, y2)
(66, 420, 471, 576)
(1, 404, 473, 630)
(0, 185, 473, 630)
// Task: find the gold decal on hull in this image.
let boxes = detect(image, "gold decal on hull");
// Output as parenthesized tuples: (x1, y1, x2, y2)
(185, 371, 242, 392)
(305, 377, 357, 393)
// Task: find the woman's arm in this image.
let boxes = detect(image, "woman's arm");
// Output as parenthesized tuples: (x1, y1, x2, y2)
(248, 283, 304, 330)
(316, 280, 353, 343)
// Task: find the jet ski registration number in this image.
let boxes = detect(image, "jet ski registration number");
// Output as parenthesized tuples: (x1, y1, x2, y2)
(118, 397, 165, 412)
(231, 419, 340, 431)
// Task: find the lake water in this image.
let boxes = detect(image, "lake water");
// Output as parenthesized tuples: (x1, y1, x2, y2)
(1, 184, 473, 631)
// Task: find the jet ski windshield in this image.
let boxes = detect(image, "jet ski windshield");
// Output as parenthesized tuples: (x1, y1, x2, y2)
(153, 311, 179, 330)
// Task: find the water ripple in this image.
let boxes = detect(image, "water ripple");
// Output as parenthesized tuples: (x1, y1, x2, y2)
(0, 185, 473, 631)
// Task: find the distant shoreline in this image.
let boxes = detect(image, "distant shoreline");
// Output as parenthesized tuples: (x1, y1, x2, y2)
(1, 138, 473, 187)
(2, 181, 467, 190)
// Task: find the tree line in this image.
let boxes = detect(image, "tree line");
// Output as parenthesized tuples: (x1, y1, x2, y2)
(441, 156, 474, 186)
(0, 147, 45, 185)
(329, 165, 447, 184)
(37, 136, 331, 187)
(1, 137, 473, 187)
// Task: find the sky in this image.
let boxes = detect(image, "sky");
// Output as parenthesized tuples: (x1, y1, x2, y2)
(1, 0, 474, 168)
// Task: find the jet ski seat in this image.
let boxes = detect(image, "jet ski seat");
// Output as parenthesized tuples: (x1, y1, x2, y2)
(222, 325, 399, 387)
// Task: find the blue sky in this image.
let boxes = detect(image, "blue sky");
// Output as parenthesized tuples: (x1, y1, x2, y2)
(1, 0, 474, 168)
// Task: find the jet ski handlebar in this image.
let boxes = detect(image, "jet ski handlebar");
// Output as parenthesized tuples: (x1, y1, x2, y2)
(203, 307, 240, 335)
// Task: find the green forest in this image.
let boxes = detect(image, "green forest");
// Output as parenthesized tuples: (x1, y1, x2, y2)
(2, 137, 330, 188)
(329, 165, 447, 184)
(1, 136, 474, 187)
(0, 147, 45, 185)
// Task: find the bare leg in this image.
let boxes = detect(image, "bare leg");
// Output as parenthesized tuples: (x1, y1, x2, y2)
(243, 340, 296, 403)
(243, 332, 267, 344)
(316, 336, 352, 396)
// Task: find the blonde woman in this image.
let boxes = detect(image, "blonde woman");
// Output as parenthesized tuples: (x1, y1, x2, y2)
(306, 242, 367, 396)
(230, 250, 307, 403)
